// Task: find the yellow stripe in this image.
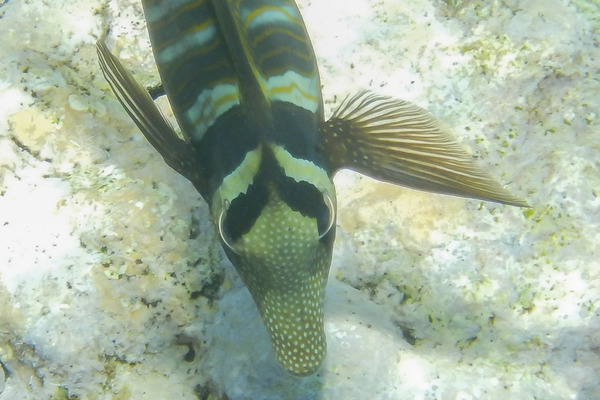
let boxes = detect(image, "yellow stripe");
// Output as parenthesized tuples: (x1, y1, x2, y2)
(269, 143, 335, 201)
(244, 5, 301, 30)
(211, 145, 263, 221)
(266, 71, 319, 112)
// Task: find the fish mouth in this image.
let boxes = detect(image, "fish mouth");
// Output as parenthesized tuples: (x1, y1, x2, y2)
(259, 286, 328, 376)
(231, 242, 333, 376)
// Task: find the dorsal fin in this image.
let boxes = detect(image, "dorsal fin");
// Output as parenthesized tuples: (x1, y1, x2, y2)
(210, 0, 272, 124)
(211, 0, 322, 118)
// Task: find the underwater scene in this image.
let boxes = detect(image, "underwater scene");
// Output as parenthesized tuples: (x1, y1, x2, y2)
(0, 0, 598, 398)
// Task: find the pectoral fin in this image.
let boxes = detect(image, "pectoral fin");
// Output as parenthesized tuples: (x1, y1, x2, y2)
(96, 41, 204, 188)
(319, 91, 528, 207)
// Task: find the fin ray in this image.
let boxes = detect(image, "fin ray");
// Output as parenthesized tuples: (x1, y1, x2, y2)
(320, 91, 528, 207)
(96, 40, 204, 186)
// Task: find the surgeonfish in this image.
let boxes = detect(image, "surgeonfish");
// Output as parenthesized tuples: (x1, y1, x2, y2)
(96, 0, 527, 377)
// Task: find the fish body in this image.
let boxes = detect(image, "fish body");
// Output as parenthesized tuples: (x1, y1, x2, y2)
(97, 0, 527, 376)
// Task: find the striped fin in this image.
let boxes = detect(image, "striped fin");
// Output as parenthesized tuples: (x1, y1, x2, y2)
(319, 91, 528, 207)
(238, 0, 321, 114)
(142, 0, 242, 141)
(212, 0, 322, 117)
(96, 40, 205, 189)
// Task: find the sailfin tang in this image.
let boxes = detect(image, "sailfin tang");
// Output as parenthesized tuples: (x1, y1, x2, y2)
(96, 41, 205, 189)
(319, 91, 528, 207)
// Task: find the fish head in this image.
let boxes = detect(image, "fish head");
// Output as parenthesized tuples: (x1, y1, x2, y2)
(212, 144, 336, 376)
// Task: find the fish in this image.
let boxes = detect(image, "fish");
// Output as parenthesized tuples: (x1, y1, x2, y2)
(96, 0, 528, 377)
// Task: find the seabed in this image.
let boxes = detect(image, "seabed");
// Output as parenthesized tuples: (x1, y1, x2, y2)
(0, 0, 599, 399)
